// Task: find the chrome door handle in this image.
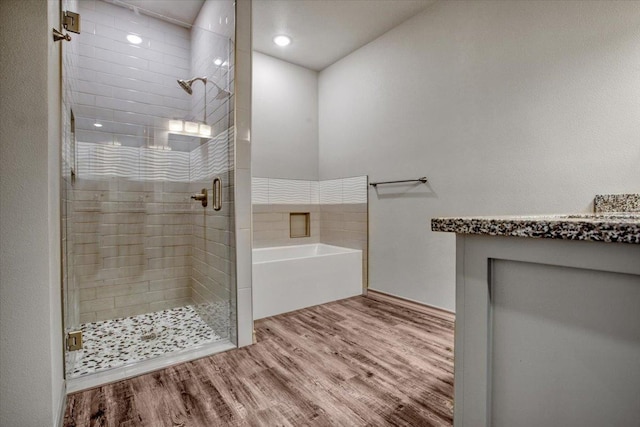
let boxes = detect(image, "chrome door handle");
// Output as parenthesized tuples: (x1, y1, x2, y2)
(213, 177, 222, 211)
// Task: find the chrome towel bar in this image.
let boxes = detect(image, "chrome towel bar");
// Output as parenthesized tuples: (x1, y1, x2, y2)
(369, 177, 427, 187)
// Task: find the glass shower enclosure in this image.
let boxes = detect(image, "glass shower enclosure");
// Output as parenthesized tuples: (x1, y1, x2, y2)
(60, 0, 237, 388)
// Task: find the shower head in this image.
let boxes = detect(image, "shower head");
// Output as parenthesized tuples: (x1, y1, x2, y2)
(211, 82, 231, 100)
(176, 76, 208, 95)
(177, 79, 193, 94)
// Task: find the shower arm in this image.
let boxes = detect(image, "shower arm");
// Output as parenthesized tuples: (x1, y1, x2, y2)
(177, 77, 208, 125)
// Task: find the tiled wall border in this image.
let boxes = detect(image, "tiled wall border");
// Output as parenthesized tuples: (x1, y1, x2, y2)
(76, 129, 231, 182)
(252, 176, 367, 205)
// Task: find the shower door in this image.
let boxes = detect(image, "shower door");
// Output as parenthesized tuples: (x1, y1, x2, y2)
(61, 0, 236, 382)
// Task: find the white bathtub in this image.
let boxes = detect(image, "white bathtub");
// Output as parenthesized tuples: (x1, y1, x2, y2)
(252, 244, 363, 319)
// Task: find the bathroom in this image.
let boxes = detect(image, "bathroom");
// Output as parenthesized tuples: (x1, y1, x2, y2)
(1, 0, 639, 426)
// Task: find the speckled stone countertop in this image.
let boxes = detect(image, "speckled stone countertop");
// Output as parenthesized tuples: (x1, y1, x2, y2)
(431, 213, 640, 244)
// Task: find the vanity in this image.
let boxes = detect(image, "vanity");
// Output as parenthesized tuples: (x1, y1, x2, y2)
(432, 195, 640, 427)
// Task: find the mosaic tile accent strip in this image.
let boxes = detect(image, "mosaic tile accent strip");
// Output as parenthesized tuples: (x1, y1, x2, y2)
(594, 193, 640, 213)
(431, 213, 640, 244)
(69, 304, 229, 378)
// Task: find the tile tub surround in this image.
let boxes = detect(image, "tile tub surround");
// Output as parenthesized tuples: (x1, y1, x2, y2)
(594, 193, 640, 213)
(431, 213, 640, 244)
(320, 203, 368, 287)
(253, 204, 321, 248)
(69, 302, 229, 378)
(252, 176, 368, 285)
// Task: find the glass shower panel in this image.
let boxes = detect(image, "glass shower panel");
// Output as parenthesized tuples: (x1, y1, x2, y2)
(61, 0, 236, 380)
(61, 1, 79, 374)
(188, 26, 236, 344)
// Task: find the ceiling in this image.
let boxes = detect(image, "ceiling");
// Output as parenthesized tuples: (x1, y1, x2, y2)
(253, 0, 436, 71)
(107, 0, 435, 71)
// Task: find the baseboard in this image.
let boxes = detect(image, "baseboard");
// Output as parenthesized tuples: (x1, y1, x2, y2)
(365, 289, 455, 322)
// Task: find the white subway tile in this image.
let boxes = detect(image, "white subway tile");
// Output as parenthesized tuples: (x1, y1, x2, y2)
(93, 24, 126, 42)
(112, 14, 151, 32)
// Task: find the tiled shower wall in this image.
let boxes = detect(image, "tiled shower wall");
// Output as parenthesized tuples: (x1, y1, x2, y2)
(252, 176, 368, 286)
(191, 25, 234, 138)
(75, 0, 191, 148)
(75, 127, 234, 325)
(70, 0, 236, 332)
(74, 178, 192, 324)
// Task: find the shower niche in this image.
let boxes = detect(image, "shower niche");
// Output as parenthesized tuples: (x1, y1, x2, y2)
(61, 0, 238, 389)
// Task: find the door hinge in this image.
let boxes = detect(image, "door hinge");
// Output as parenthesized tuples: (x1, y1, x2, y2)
(66, 330, 83, 351)
(63, 11, 81, 34)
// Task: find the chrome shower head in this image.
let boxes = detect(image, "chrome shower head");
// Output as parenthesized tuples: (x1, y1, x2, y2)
(211, 82, 231, 100)
(177, 79, 193, 94)
(176, 76, 208, 95)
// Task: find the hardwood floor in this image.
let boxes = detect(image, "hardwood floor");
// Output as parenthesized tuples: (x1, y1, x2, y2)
(64, 296, 455, 426)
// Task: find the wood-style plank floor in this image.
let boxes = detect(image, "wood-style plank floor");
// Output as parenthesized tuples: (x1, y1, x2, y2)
(64, 296, 455, 426)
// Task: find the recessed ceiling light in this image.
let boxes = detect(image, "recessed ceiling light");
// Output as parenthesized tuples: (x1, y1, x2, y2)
(273, 35, 291, 47)
(214, 58, 223, 66)
(127, 34, 142, 44)
(93, 123, 103, 128)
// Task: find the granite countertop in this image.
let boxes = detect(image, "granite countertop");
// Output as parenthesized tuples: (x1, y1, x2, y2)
(431, 212, 640, 244)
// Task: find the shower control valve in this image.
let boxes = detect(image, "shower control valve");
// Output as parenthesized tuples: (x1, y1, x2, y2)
(190, 188, 208, 207)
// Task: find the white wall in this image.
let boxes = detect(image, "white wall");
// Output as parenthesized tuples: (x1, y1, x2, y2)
(319, 0, 640, 311)
(252, 52, 319, 180)
(0, 0, 64, 425)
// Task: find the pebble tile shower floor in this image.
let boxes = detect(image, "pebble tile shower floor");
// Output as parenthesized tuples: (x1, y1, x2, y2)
(70, 302, 230, 378)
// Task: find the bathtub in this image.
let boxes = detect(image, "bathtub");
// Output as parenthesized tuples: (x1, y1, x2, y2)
(252, 244, 363, 319)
